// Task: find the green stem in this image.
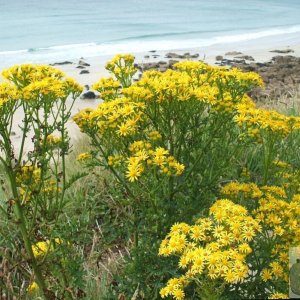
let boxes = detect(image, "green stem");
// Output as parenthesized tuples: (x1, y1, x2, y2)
(7, 169, 48, 296)
(262, 133, 275, 185)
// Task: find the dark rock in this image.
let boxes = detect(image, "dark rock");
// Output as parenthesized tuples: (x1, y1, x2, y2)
(165, 52, 182, 59)
(10, 131, 16, 136)
(80, 70, 90, 74)
(271, 55, 297, 64)
(225, 51, 243, 56)
(270, 49, 294, 54)
(229, 55, 300, 100)
(152, 55, 160, 58)
(84, 85, 90, 90)
(158, 61, 167, 65)
(137, 62, 159, 71)
(50, 61, 73, 66)
(220, 59, 234, 66)
(256, 62, 268, 67)
(165, 52, 199, 59)
(78, 60, 90, 67)
(144, 55, 150, 59)
(216, 55, 223, 61)
(235, 55, 255, 61)
(149, 50, 156, 53)
(233, 59, 246, 64)
(80, 91, 97, 100)
(76, 65, 85, 69)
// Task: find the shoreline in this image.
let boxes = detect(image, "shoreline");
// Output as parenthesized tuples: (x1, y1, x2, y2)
(52, 31, 300, 87)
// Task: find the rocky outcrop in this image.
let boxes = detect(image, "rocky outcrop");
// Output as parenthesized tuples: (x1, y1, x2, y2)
(235, 55, 255, 61)
(165, 52, 199, 59)
(230, 55, 300, 100)
(50, 61, 73, 66)
(78, 60, 90, 67)
(225, 51, 243, 56)
(80, 70, 90, 74)
(136, 59, 179, 72)
(136, 52, 300, 100)
(270, 49, 294, 54)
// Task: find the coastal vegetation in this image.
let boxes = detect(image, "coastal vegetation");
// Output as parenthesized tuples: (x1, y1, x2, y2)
(0, 54, 299, 299)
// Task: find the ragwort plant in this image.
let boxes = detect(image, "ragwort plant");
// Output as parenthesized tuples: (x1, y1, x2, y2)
(74, 54, 264, 297)
(159, 94, 300, 298)
(159, 177, 300, 299)
(0, 65, 83, 298)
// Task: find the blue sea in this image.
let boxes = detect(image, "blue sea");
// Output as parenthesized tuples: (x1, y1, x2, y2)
(0, 0, 300, 68)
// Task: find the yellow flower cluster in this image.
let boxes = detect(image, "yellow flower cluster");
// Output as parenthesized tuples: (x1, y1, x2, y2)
(272, 159, 291, 169)
(235, 103, 300, 139)
(222, 180, 300, 286)
(148, 130, 162, 141)
(27, 281, 39, 293)
(22, 77, 82, 100)
(119, 60, 261, 116)
(268, 293, 289, 299)
(73, 107, 93, 132)
(122, 85, 154, 102)
(159, 200, 260, 300)
(126, 142, 185, 182)
(215, 67, 264, 88)
(31, 238, 62, 258)
(173, 61, 263, 88)
(271, 160, 300, 190)
(74, 97, 145, 136)
(42, 180, 61, 197)
(108, 154, 123, 167)
(77, 152, 92, 161)
(173, 60, 213, 74)
(92, 77, 120, 101)
(46, 134, 62, 145)
(16, 165, 60, 201)
(2, 64, 64, 84)
(222, 182, 263, 199)
(105, 54, 137, 78)
(0, 82, 19, 108)
(16, 165, 41, 186)
(2, 64, 83, 100)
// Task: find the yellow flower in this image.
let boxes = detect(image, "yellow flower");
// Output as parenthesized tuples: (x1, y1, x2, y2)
(126, 164, 143, 182)
(261, 268, 272, 282)
(173, 288, 185, 300)
(117, 123, 131, 136)
(223, 270, 237, 283)
(269, 293, 289, 299)
(27, 281, 39, 293)
(32, 241, 49, 258)
(46, 134, 62, 145)
(77, 152, 91, 161)
(148, 130, 162, 141)
(238, 243, 252, 254)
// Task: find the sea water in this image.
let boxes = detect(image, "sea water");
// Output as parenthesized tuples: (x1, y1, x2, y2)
(0, 0, 300, 68)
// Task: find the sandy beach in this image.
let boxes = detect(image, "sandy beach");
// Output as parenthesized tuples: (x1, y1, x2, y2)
(3, 32, 300, 154)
